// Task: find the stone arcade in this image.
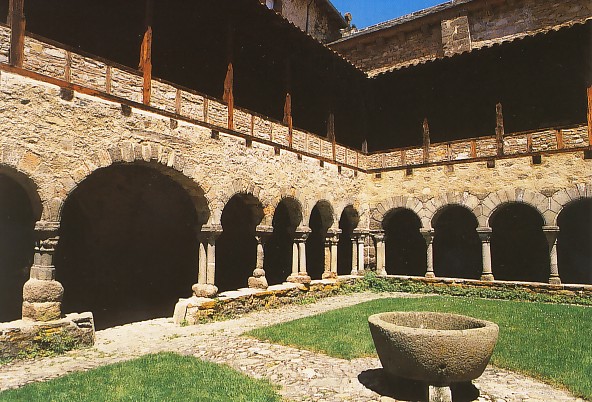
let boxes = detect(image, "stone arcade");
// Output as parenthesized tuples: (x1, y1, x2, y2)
(0, 0, 590, 354)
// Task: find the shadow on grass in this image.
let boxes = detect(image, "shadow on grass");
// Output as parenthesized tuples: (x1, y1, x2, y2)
(358, 369, 480, 401)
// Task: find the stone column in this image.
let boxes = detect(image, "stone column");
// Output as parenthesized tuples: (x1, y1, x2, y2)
(22, 221, 64, 322)
(543, 226, 561, 285)
(322, 230, 339, 280)
(249, 226, 272, 289)
(357, 234, 365, 275)
(477, 227, 494, 281)
(421, 228, 435, 279)
(372, 232, 386, 276)
(287, 228, 311, 284)
(192, 226, 221, 298)
(351, 236, 358, 275)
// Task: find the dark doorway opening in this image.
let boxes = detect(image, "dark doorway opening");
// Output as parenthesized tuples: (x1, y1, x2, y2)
(56, 164, 204, 330)
(383, 209, 426, 276)
(337, 205, 359, 275)
(265, 198, 302, 285)
(557, 199, 592, 285)
(0, 174, 35, 322)
(490, 203, 549, 283)
(433, 206, 481, 279)
(306, 201, 334, 279)
(216, 193, 263, 292)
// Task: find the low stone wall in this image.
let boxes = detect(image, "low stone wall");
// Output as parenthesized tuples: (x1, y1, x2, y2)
(0, 313, 95, 360)
(174, 280, 346, 325)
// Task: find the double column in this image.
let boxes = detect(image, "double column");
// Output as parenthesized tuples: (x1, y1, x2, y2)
(248, 226, 273, 289)
(192, 225, 221, 298)
(287, 227, 312, 284)
(22, 221, 64, 322)
(372, 231, 387, 276)
(350, 231, 366, 276)
(322, 230, 340, 279)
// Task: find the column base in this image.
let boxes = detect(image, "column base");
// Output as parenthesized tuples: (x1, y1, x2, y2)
(22, 301, 62, 322)
(549, 276, 562, 285)
(248, 276, 269, 289)
(322, 272, 337, 279)
(428, 385, 452, 402)
(425, 272, 436, 279)
(192, 283, 218, 298)
(286, 274, 311, 284)
(480, 274, 495, 282)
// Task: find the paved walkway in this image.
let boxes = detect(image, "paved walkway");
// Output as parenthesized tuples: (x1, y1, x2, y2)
(0, 292, 585, 401)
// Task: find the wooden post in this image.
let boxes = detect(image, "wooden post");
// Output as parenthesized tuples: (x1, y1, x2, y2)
(328, 112, 336, 160)
(422, 118, 431, 163)
(284, 92, 293, 147)
(223, 62, 234, 130)
(8, 0, 26, 68)
(495, 102, 505, 156)
(587, 86, 592, 148)
(138, 0, 154, 106)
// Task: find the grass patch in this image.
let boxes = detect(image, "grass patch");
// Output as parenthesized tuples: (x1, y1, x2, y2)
(0, 352, 281, 402)
(247, 296, 592, 399)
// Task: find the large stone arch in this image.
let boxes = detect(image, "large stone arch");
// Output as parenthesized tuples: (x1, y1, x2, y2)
(551, 183, 591, 226)
(370, 195, 423, 231)
(483, 188, 548, 227)
(56, 142, 212, 226)
(266, 192, 306, 228)
(423, 192, 481, 229)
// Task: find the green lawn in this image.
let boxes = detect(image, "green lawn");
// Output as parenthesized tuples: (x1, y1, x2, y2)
(0, 353, 281, 402)
(247, 296, 592, 399)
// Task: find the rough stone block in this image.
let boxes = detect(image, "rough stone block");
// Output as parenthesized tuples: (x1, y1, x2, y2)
(22, 301, 62, 322)
(22, 279, 64, 303)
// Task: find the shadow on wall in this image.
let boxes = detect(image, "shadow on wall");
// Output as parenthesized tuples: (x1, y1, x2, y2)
(0, 175, 35, 323)
(55, 165, 201, 330)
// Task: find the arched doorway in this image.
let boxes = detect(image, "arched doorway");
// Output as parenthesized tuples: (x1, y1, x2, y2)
(337, 205, 359, 275)
(216, 193, 263, 292)
(432, 205, 481, 279)
(306, 201, 334, 280)
(557, 199, 592, 285)
(0, 173, 36, 322)
(383, 209, 426, 276)
(265, 198, 302, 285)
(490, 203, 548, 283)
(56, 164, 207, 329)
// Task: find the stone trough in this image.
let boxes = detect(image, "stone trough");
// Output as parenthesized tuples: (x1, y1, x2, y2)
(368, 312, 499, 402)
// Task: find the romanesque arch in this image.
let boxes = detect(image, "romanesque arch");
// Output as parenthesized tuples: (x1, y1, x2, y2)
(306, 200, 334, 280)
(337, 205, 360, 276)
(265, 196, 303, 285)
(382, 208, 426, 276)
(423, 192, 481, 229)
(0, 167, 41, 322)
(432, 205, 481, 279)
(370, 195, 422, 230)
(557, 198, 592, 285)
(216, 192, 264, 292)
(55, 162, 209, 329)
(489, 202, 549, 283)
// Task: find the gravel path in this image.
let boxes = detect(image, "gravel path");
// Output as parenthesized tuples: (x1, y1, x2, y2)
(0, 292, 585, 401)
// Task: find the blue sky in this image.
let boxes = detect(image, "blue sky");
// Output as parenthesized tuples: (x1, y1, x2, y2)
(330, 0, 446, 29)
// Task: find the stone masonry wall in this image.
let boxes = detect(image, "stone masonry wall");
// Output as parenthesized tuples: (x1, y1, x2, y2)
(331, 0, 592, 75)
(0, 71, 367, 231)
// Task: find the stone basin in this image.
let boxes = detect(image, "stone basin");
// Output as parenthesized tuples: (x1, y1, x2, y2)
(368, 312, 499, 387)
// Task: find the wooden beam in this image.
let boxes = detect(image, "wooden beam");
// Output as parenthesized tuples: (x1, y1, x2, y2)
(495, 102, 505, 156)
(422, 118, 431, 163)
(588, 85, 592, 149)
(223, 62, 234, 130)
(139, 0, 153, 106)
(8, 0, 26, 68)
(327, 112, 336, 160)
(283, 92, 293, 147)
